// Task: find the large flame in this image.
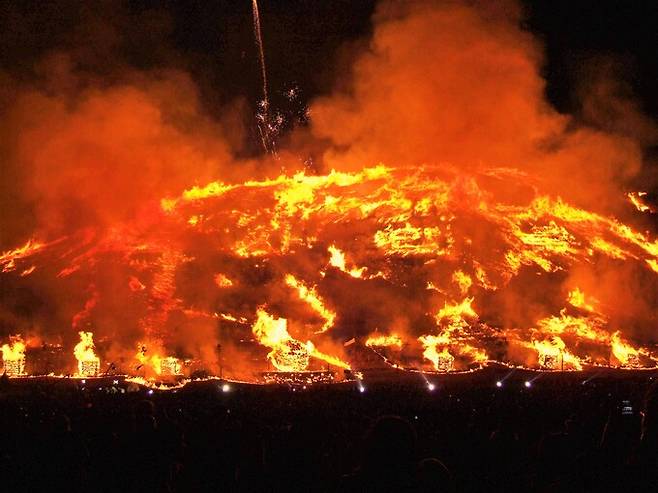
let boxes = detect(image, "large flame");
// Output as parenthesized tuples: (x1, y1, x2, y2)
(74, 331, 100, 377)
(1, 335, 26, 376)
(251, 309, 311, 372)
(328, 245, 367, 278)
(531, 337, 583, 371)
(251, 308, 349, 372)
(136, 344, 182, 376)
(284, 274, 336, 334)
(366, 334, 403, 348)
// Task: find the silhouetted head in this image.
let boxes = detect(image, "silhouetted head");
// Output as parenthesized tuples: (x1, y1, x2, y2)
(362, 415, 416, 474)
(135, 399, 155, 418)
(51, 413, 72, 433)
(642, 381, 658, 442)
(134, 399, 157, 431)
(417, 458, 455, 493)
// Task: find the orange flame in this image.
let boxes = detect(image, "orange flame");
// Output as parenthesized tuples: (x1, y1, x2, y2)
(1, 239, 45, 273)
(627, 192, 653, 213)
(136, 344, 182, 376)
(74, 331, 100, 376)
(610, 331, 641, 368)
(285, 274, 336, 334)
(365, 334, 404, 348)
(328, 245, 366, 278)
(251, 308, 349, 371)
(1, 335, 26, 376)
(531, 337, 583, 370)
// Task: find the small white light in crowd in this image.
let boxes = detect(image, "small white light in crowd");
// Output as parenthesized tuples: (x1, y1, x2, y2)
(496, 381, 502, 388)
(113, 379, 119, 385)
(427, 383, 436, 391)
(358, 384, 365, 393)
(147, 389, 154, 395)
(81, 379, 86, 384)
(222, 383, 231, 393)
(524, 381, 532, 388)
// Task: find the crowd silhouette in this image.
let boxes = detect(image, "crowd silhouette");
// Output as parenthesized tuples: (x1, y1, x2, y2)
(0, 373, 656, 492)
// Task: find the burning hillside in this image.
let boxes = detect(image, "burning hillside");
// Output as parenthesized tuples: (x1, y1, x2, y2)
(1, 1, 657, 381)
(2, 164, 658, 378)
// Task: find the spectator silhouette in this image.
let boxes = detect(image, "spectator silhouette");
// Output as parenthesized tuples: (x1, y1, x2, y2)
(629, 382, 658, 490)
(338, 415, 417, 492)
(416, 457, 455, 493)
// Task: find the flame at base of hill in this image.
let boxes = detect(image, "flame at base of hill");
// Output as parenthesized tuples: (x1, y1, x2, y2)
(252, 309, 350, 372)
(1, 336, 26, 376)
(74, 332, 100, 377)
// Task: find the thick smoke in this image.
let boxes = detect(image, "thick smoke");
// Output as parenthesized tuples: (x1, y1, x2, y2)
(0, 53, 262, 371)
(2, 69, 244, 241)
(309, 0, 647, 213)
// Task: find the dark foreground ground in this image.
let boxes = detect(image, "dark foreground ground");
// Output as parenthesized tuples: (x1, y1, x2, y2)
(1, 368, 657, 492)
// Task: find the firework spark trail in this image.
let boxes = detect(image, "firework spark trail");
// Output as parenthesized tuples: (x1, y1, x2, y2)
(252, 0, 276, 155)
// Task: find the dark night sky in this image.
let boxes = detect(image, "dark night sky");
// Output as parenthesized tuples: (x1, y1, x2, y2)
(1, 0, 657, 120)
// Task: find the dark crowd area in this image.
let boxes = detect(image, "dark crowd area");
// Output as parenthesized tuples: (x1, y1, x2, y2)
(0, 371, 657, 492)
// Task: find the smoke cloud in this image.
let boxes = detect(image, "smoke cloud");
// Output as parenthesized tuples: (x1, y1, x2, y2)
(309, 0, 648, 213)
